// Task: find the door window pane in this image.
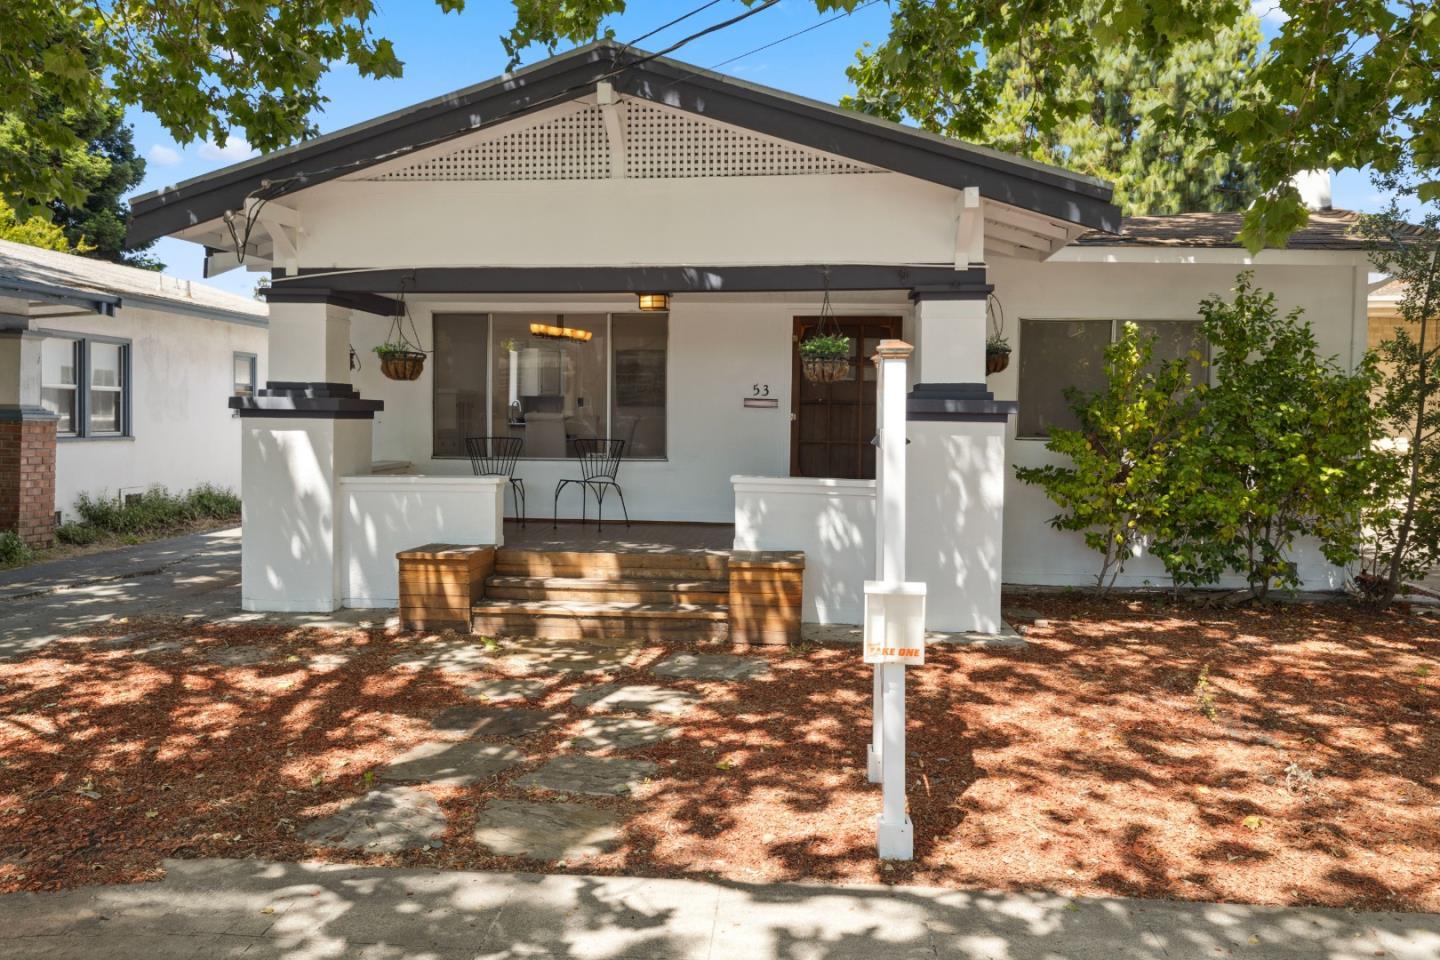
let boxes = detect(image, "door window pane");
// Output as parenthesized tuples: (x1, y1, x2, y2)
(41, 338, 77, 435)
(492, 314, 607, 459)
(611, 313, 667, 458)
(432, 314, 488, 457)
(1017, 319, 1111, 438)
(88, 342, 124, 434)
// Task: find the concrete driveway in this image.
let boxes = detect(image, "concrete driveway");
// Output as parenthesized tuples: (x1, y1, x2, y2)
(0, 528, 388, 661)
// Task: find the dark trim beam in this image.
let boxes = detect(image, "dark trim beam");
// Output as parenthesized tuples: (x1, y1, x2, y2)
(907, 382, 1017, 423)
(275, 264, 989, 297)
(127, 42, 1120, 246)
(263, 286, 402, 318)
(230, 381, 384, 420)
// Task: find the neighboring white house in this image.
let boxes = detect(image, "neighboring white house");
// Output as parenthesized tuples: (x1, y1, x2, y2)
(0, 240, 267, 540)
(122, 42, 1381, 630)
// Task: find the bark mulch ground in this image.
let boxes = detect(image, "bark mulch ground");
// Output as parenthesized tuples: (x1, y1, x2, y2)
(0, 596, 1435, 911)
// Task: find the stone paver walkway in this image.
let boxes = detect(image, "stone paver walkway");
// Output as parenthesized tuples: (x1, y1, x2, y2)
(652, 652, 769, 680)
(572, 682, 700, 715)
(517, 755, 657, 796)
(568, 716, 675, 751)
(378, 741, 525, 787)
(465, 677, 547, 702)
(300, 786, 446, 853)
(472, 800, 622, 860)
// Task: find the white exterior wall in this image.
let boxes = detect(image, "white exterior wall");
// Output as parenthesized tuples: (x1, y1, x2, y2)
(990, 255, 1371, 590)
(354, 294, 913, 523)
(340, 474, 505, 607)
(733, 475, 875, 624)
(294, 173, 959, 269)
(38, 304, 266, 517)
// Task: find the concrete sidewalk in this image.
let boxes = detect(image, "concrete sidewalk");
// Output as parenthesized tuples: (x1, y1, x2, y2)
(1, 858, 1436, 959)
(0, 528, 389, 661)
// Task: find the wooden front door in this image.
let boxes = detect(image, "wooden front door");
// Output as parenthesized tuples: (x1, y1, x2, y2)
(790, 316, 902, 480)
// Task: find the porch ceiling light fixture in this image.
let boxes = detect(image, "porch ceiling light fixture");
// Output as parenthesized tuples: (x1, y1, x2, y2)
(529, 321, 593, 343)
(637, 292, 669, 312)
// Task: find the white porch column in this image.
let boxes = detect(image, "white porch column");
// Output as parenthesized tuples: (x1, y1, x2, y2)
(907, 291, 1013, 633)
(913, 294, 987, 385)
(235, 299, 381, 612)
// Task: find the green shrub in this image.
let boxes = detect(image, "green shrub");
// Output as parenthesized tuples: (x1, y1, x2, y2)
(69, 485, 241, 538)
(55, 522, 102, 546)
(0, 530, 33, 566)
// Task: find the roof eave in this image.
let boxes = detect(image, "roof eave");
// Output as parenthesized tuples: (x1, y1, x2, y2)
(127, 41, 1120, 246)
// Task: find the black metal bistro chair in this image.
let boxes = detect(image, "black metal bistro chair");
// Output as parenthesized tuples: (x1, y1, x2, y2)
(465, 436, 526, 526)
(553, 438, 630, 532)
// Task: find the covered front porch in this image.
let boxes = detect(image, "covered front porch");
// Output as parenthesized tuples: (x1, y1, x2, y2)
(246, 273, 1011, 634)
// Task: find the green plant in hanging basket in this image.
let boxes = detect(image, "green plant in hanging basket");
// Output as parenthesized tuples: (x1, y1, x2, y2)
(799, 333, 852, 360)
(374, 340, 426, 380)
(985, 334, 1012, 374)
(800, 333, 852, 383)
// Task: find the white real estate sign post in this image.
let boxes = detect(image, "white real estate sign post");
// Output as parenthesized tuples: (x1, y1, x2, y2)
(865, 339, 925, 861)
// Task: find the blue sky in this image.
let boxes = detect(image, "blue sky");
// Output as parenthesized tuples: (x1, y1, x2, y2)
(124, 0, 1385, 295)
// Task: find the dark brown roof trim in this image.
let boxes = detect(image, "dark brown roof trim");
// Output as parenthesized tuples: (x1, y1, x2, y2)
(273, 264, 989, 296)
(127, 43, 1120, 246)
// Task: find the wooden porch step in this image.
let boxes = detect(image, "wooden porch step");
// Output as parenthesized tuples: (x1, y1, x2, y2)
(493, 548, 729, 581)
(485, 575, 729, 605)
(471, 599, 729, 642)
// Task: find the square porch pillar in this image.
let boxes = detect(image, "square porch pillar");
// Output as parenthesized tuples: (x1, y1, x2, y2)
(906, 291, 1015, 633)
(232, 300, 382, 612)
(0, 319, 58, 547)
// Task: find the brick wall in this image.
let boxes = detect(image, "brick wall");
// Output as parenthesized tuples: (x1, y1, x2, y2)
(0, 417, 57, 547)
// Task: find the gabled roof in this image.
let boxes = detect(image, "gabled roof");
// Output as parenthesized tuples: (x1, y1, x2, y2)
(127, 41, 1121, 246)
(0, 239, 266, 324)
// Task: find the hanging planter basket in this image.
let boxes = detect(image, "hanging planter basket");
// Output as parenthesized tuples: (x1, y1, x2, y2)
(802, 356, 852, 383)
(799, 269, 853, 384)
(379, 350, 427, 381)
(985, 349, 1011, 375)
(374, 278, 430, 382)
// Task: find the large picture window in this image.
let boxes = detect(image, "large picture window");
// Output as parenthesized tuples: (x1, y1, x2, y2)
(431, 312, 667, 460)
(1017, 318, 1204, 439)
(40, 335, 131, 439)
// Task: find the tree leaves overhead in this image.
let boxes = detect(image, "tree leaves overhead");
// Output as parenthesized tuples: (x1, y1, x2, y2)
(1, 1, 466, 213)
(848, 6, 1265, 215)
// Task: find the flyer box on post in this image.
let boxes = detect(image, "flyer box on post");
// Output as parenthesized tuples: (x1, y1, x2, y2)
(862, 581, 927, 665)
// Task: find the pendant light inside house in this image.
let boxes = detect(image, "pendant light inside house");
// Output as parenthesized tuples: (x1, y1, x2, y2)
(799, 268, 851, 383)
(375, 278, 429, 381)
(637, 292, 669, 312)
(529, 321, 593, 342)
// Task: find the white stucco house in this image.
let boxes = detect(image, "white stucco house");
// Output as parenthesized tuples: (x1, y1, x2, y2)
(122, 43, 1377, 634)
(0, 240, 267, 544)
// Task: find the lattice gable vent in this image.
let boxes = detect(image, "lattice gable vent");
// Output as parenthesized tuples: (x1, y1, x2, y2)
(364, 99, 881, 182)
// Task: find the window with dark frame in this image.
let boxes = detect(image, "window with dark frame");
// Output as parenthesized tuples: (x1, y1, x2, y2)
(430, 313, 669, 460)
(1016, 318, 1205, 439)
(38, 335, 132, 439)
(233, 352, 258, 398)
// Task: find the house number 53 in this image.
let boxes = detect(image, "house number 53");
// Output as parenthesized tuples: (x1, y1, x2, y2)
(751, 384, 771, 397)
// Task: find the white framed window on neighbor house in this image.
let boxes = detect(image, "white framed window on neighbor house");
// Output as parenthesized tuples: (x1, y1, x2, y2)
(233, 352, 258, 397)
(431, 312, 669, 461)
(39, 334, 133, 440)
(1016, 318, 1205, 439)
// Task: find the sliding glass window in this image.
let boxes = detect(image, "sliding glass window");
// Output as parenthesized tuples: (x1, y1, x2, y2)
(491, 314, 607, 459)
(611, 313, 667, 459)
(430, 312, 667, 460)
(432, 314, 489, 458)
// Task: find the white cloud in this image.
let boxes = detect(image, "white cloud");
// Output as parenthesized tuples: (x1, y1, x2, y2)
(147, 144, 182, 166)
(1250, 0, 1290, 26)
(198, 137, 258, 163)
